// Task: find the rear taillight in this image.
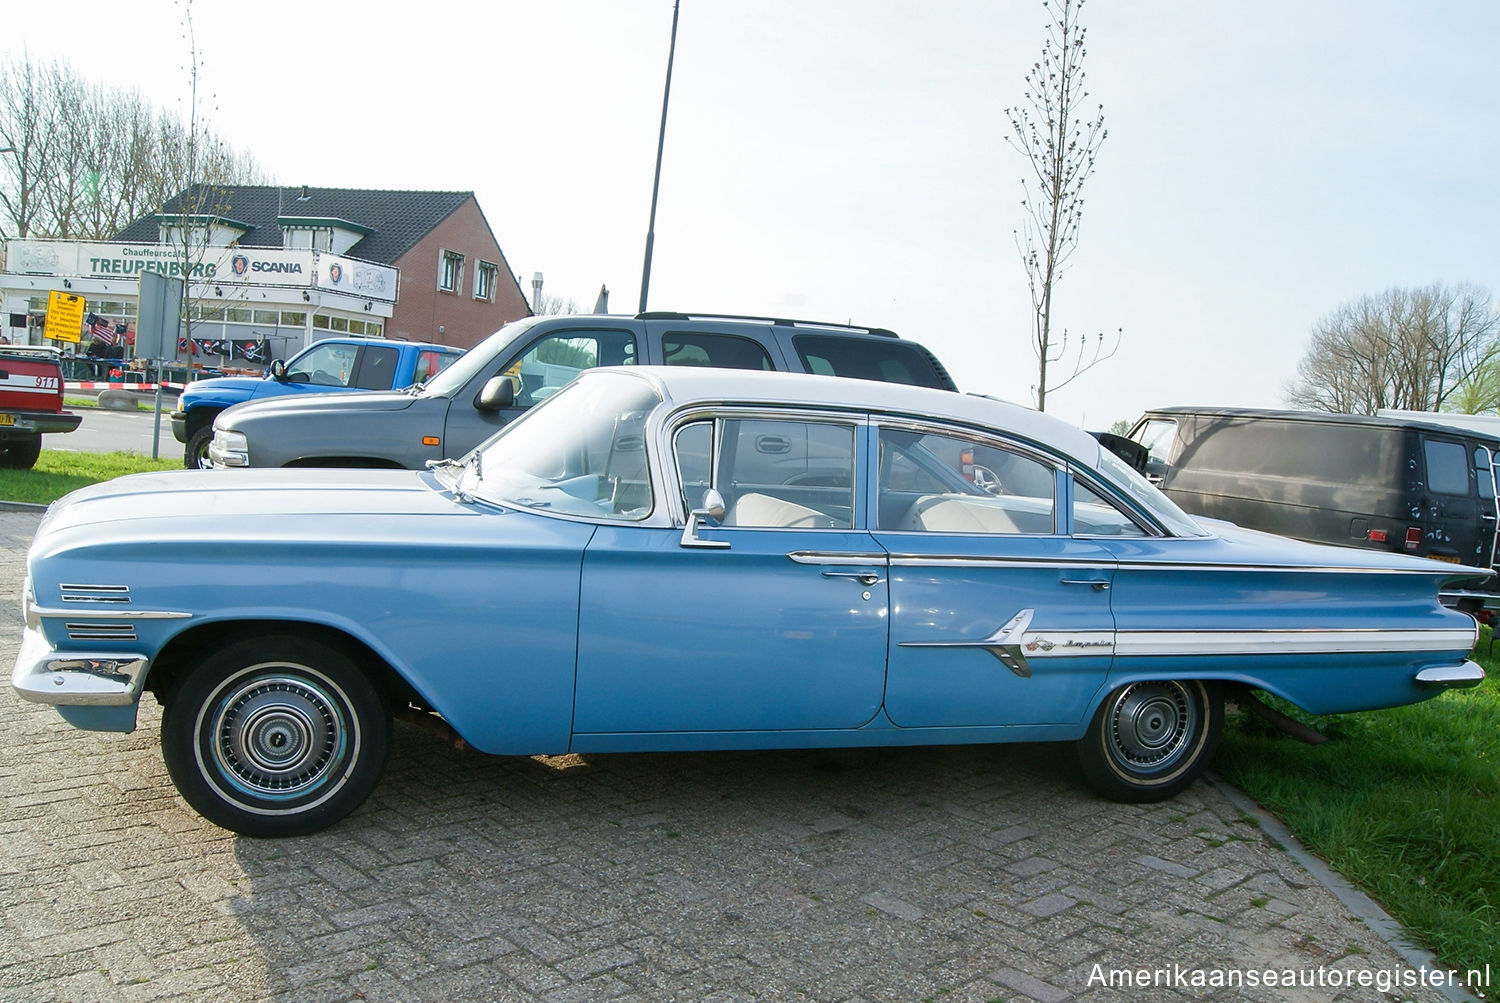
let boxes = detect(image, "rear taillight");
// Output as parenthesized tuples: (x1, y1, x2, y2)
(1405, 527, 1423, 551)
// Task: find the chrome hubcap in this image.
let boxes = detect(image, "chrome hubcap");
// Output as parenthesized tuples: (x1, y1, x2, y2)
(1108, 682, 1194, 772)
(212, 675, 343, 798)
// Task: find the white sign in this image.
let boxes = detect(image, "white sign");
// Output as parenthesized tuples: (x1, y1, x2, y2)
(316, 254, 399, 302)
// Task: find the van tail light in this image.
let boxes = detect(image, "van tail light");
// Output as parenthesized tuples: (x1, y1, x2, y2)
(960, 447, 975, 481)
(1367, 529, 1388, 543)
(1405, 527, 1423, 551)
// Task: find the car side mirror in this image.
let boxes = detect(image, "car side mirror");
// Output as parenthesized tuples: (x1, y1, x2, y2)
(1143, 458, 1170, 485)
(680, 488, 729, 549)
(477, 375, 515, 411)
(269, 359, 286, 380)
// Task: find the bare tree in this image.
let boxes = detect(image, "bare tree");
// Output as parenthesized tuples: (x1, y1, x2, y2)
(0, 46, 267, 242)
(536, 293, 580, 316)
(0, 52, 61, 238)
(1285, 284, 1500, 414)
(1005, 0, 1114, 411)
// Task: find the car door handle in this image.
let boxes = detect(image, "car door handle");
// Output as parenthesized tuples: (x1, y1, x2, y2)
(1059, 577, 1110, 591)
(821, 570, 883, 586)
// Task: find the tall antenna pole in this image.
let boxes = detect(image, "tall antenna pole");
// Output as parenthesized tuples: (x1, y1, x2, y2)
(637, 0, 680, 314)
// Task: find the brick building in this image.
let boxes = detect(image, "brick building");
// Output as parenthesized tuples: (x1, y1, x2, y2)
(1, 185, 531, 366)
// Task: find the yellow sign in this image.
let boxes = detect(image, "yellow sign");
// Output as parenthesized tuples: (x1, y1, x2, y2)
(44, 290, 85, 344)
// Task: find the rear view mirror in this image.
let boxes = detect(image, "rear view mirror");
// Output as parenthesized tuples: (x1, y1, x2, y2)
(269, 359, 286, 380)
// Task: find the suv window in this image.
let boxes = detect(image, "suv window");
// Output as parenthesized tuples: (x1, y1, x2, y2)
(504, 331, 638, 408)
(351, 346, 399, 389)
(662, 332, 773, 371)
(793, 334, 947, 388)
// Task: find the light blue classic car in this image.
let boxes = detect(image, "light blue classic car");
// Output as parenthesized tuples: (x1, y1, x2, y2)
(12, 368, 1488, 836)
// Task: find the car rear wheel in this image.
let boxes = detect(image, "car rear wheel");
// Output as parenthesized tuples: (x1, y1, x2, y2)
(1076, 679, 1221, 802)
(160, 635, 390, 836)
(0, 434, 42, 469)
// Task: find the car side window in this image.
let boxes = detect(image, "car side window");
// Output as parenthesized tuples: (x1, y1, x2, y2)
(662, 332, 773, 371)
(413, 350, 455, 385)
(878, 428, 1056, 534)
(501, 331, 638, 408)
(1423, 438, 1470, 496)
(1072, 479, 1147, 537)
(286, 343, 359, 386)
(350, 346, 398, 389)
(674, 417, 855, 529)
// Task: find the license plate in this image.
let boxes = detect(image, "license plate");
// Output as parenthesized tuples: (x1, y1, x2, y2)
(0, 414, 14, 426)
(1431, 554, 1460, 563)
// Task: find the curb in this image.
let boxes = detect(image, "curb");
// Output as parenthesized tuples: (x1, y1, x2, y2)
(1207, 772, 1481, 1003)
(0, 501, 48, 512)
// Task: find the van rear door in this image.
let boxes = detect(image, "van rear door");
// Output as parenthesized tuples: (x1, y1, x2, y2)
(1418, 435, 1485, 564)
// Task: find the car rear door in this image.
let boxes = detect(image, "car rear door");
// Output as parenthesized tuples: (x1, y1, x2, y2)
(1418, 434, 1485, 564)
(872, 424, 1116, 729)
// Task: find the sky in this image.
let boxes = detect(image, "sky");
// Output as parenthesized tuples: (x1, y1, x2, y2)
(5, 0, 1498, 428)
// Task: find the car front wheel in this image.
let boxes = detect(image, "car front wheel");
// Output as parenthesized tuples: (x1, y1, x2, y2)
(1076, 679, 1221, 802)
(184, 426, 214, 469)
(160, 635, 390, 836)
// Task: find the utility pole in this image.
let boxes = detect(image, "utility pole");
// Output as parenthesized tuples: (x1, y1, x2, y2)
(637, 0, 681, 314)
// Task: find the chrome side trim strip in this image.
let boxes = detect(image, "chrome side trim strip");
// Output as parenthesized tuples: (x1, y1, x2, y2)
(787, 551, 890, 566)
(1114, 627, 1478, 657)
(886, 552, 1486, 576)
(30, 604, 191, 621)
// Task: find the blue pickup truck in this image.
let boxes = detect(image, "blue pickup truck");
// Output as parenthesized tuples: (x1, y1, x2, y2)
(171, 337, 464, 468)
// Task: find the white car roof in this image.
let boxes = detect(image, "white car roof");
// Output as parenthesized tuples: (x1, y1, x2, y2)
(617, 366, 1105, 467)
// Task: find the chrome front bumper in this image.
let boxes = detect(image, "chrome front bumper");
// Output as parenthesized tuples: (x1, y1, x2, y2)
(11, 626, 150, 706)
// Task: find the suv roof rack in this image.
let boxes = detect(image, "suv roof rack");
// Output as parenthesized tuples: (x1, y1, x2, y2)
(635, 311, 899, 339)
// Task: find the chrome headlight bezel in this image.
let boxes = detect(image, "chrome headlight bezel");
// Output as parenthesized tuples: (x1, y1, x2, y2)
(208, 429, 250, 467)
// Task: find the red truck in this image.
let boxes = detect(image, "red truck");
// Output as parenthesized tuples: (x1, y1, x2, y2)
(0, 346, 81, 469)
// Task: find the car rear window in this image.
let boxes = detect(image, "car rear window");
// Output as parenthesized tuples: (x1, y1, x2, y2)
(792, 334, 949, 389)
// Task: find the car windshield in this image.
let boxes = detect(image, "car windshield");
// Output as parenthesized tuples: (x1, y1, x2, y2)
(1095, 448, 1208, 537)
(461, 370, 661, 520)
(420, 317, 546, 398)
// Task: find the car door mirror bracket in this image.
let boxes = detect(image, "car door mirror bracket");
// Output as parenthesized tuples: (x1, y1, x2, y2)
(681, 488, 730, 549)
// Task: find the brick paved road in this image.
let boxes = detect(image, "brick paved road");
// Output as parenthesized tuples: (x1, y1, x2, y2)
(0, 510, 1453, 1002)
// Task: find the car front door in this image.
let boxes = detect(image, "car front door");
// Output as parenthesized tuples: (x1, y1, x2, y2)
(572, 413, 890, 736)
(872, 425, 1117, 729)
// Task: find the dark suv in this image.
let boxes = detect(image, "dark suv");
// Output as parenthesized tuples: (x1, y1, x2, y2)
(209, 311, 956, 469)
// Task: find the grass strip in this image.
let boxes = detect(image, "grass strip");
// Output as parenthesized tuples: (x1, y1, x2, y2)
(1216, 643, 1499, 985)
(0, 450, 179, 505)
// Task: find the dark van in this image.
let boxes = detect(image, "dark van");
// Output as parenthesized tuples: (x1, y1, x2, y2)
(1128, 407, 1500, 583)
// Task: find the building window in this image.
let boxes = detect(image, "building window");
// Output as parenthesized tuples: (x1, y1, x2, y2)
(474, 260, 498, 302)
(439, 250, 464, 293)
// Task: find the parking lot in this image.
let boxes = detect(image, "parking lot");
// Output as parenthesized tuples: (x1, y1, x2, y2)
(0, 508, 1456, 1003)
